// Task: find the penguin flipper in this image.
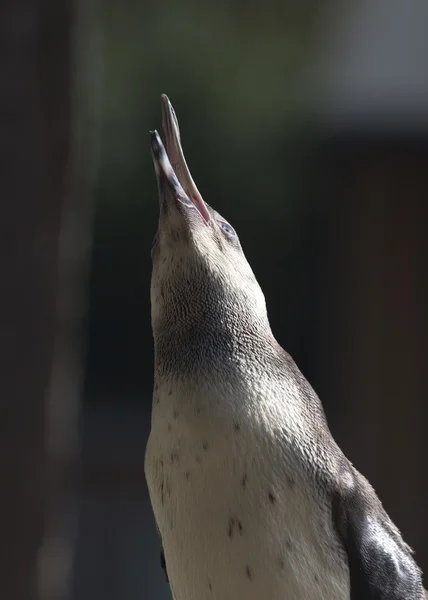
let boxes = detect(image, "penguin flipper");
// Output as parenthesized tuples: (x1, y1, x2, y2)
(332, 469, 424, 600)
(160, 545, 169, 583)
(155, 523, 169, 583)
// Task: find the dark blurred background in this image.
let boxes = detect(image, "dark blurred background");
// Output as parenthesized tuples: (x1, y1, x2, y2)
(1, 0, 427, 599)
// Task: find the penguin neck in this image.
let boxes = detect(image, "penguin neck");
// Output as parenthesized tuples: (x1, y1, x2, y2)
(153, 306, 277, 381)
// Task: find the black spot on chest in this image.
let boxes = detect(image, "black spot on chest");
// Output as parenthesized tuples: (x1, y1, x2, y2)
(228, 518, 235, 539)
(228, 517, 244, 539)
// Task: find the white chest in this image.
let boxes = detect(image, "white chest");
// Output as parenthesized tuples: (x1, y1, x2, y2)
(144, 381, 349, 600)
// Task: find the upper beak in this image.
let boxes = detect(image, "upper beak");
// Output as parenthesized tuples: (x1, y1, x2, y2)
(150, 94, 210, 224)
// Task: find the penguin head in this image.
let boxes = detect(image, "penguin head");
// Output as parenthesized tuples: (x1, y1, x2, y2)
(150, 95, 269, 343)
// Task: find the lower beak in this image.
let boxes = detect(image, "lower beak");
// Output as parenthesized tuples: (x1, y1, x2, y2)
(150, 95, 211, 224)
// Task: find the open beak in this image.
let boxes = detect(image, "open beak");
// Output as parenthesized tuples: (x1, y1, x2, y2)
(150, 94, 210, 224)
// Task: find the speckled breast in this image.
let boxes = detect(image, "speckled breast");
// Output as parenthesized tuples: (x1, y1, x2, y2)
(144, 379, 349, 600)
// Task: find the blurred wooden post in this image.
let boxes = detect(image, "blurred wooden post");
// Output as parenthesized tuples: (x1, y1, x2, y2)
(326, 136, 428, 574)
(0, 1, 77, 599)
(38, 0, 101, 596)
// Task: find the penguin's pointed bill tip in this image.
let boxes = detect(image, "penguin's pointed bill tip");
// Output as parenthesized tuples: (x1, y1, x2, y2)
(160, 93, 171, 109)
(150, 129, 162, 158)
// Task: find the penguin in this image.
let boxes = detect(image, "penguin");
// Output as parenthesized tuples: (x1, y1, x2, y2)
(144, 94, 426, 600)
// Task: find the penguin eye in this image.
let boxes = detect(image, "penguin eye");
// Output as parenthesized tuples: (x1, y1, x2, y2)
(218, 220, 236, 237)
